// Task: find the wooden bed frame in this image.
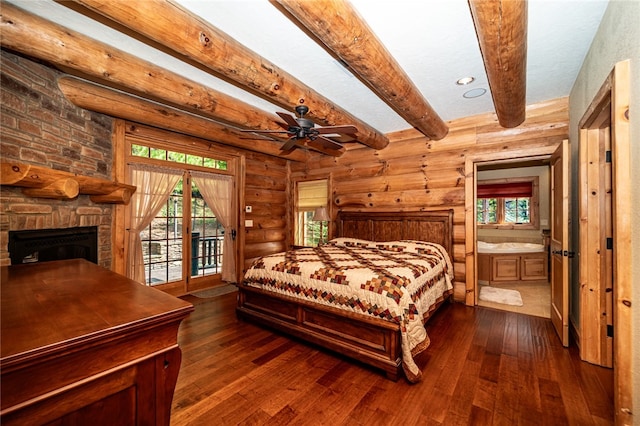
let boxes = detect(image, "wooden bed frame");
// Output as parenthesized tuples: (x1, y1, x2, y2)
(236, 210, 454, 381)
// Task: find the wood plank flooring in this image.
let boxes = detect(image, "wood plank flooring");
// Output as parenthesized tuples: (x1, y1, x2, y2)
(172, 291, 613, 425)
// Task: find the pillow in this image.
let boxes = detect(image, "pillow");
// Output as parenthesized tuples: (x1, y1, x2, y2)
(327, 237, 375, 248)
(374, 240, 447, 255)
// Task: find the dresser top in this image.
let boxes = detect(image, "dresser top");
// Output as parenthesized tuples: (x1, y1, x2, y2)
(1, 259, 193, 365)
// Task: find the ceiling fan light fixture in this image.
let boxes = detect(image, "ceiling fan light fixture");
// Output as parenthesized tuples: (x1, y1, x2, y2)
(456, 76, 475, 85)
(242, 106, 356, 155)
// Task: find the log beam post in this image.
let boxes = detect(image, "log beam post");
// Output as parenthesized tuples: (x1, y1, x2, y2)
(272, 0, 449, 141)
(90, 188, 135, 204)
(468, 0, 528, 128)
(69, 0, 389, 150)
(0, 2, 343, 157)
(22, 179, 80, 200)
(1, 161, 137, 204)
(57, 76, 310, 162)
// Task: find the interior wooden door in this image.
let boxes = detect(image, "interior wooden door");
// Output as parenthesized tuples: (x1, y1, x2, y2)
(577, 60, 632, 422)
(550, 140, 569, 346)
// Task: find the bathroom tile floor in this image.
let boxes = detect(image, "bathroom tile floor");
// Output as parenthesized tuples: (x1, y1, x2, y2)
(478, 280, 551, 318)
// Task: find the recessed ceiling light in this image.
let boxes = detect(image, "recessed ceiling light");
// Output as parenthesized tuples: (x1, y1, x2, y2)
(463, 88, 487, 98)
(456, 76, 475, 85)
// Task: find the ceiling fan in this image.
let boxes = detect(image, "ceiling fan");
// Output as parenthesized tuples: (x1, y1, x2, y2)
(242, 105, 358, 153)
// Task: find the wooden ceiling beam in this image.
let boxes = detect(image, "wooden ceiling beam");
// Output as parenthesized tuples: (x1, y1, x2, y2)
(0, 3, 286, 134)
(69, 0, 389, 150)
(57, 76, 309, 162)
(468, 0, 528, 128)
(271, 0, 449, 141)
(0, 3, 343, 158)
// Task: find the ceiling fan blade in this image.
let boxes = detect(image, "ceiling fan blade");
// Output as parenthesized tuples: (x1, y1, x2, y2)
(240, 129, 292, 134)
(316, 125, 358, 135)
(276, 112, 299, 128)
(280, 137, 299, 152)
(275, 121, 291, 130)
(324, 134, 357, 143)
(316, 135, 344, 150)
(306, 139, 345, 157)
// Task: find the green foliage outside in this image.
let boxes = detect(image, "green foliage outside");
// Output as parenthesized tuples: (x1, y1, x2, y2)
(303, 211, 327, 246)
(505, 198, 530, 223)
(477, 197, 530, 224)
(131, 144, 227, 170)
(477, 198, 497, 223)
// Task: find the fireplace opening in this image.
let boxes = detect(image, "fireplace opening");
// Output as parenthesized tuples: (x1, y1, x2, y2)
(8, 226, 98, 265)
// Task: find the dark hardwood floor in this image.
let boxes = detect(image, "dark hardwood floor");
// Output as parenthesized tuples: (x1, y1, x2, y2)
(172, 291, 613, 425)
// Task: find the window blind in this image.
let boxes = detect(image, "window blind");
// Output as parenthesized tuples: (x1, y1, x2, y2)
(297, 179, 328, 209)
(477, 181, 532, 198)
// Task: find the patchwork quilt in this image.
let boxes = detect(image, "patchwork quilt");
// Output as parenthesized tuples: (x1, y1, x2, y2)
(242, 238, 454, 382)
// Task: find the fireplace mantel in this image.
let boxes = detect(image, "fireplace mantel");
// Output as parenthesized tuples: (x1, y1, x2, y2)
(1, 161, 136, 204)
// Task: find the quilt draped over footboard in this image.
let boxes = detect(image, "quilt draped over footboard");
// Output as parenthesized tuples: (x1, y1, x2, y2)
(242, 238, 454, 382)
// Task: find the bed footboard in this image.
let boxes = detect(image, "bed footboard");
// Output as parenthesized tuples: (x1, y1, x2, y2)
(237, 285, 403, 380)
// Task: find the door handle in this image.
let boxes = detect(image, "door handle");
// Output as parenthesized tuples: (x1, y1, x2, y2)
(552, 250, 575, 258)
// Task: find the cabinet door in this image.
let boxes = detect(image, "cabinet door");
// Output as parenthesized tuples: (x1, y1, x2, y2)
(521, 255, 548, 280)
(491, 256, 520, 281)
(478, 253, 491, 282)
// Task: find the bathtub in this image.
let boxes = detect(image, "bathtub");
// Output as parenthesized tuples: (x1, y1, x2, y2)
(477, 241, 545, 254)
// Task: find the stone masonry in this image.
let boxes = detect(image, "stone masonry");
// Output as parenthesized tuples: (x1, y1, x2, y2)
(0, 50, 114, 268)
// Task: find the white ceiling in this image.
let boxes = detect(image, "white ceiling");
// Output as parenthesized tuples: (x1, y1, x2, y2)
(8, 0, 609, 134)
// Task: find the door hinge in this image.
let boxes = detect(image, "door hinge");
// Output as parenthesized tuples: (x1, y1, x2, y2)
(606, 238, 613, 250)
(607, 324, 614, 338)
(605, 150, 612, 163)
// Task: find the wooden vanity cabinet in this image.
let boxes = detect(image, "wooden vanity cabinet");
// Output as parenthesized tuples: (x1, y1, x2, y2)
(0, 259, 193, 425)
(479, 252, 548, 284)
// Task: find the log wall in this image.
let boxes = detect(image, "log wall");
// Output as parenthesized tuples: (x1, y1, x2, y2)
(291, 98, 569, 302)
(243, 151, 289, 271)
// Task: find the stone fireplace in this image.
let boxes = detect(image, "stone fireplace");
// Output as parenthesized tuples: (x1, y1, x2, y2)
(0, 50, 114, 268)
(0, 190, 113, 268)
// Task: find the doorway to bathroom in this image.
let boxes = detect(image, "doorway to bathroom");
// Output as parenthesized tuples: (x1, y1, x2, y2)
(475, 159, 551, 318)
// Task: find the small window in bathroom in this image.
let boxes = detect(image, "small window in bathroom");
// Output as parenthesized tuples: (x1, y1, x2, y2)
(476, 177, 539, 230)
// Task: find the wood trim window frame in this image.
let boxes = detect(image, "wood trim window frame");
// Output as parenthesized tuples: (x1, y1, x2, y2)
(112, 122, 241, 296)
(476, 176, 540, 230)
(293, 178, 330, 247)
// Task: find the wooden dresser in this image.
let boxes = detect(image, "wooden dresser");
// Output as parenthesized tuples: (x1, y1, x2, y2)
(0, 259, 194, 425)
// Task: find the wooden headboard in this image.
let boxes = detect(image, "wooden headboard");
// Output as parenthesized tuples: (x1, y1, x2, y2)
(336, 210, 454, 256)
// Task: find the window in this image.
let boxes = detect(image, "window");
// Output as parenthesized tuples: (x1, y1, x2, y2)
(295, 179, 328, 246)
(132, 144, 227, 170)
(128, 142, 235, 292)
(137, 172, 224, 286)
(139, 178, 184, 285)
(189, 178, 226, 279)
(476, 178, 539, 229)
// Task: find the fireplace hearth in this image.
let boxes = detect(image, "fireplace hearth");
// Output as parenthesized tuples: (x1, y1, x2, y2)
(8, 227, 98, 265)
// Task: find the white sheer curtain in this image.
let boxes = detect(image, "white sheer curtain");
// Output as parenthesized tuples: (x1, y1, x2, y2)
(191, 171, 236, 282)
(128, 164, 182, 284)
